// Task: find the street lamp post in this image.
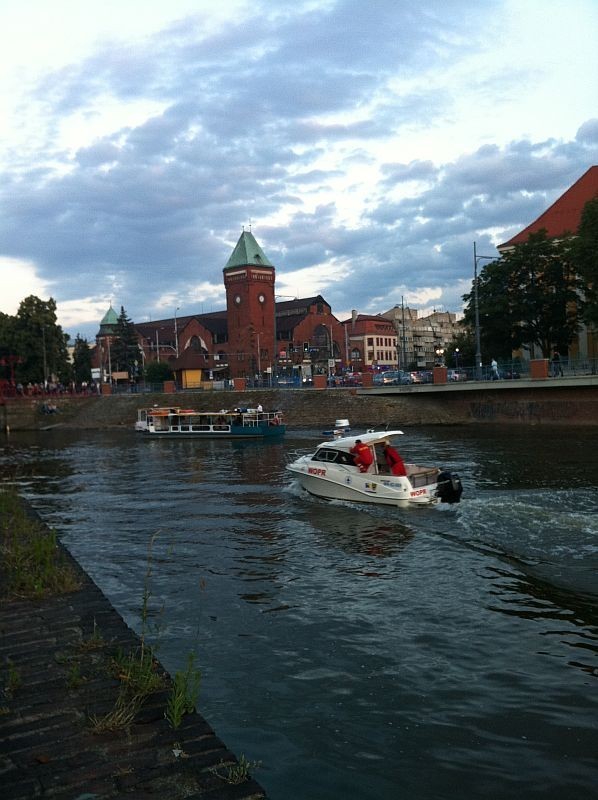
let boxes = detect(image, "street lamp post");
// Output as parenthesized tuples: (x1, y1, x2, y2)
(473, 242, 495, 380)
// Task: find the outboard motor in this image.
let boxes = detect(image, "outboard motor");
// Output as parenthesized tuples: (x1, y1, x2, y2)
(435, 471, 463, 504)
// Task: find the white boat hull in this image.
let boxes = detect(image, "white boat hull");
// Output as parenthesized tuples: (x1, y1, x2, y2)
(287, 458, 438, 507)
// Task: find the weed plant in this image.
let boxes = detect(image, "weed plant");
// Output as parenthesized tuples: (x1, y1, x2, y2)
(4, 659, 22, 698)
(165, 650, 201, 729)
(212, 753, 261, 784)
(0, 488, 80, 598)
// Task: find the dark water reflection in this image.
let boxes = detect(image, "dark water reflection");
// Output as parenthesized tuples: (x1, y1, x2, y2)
(1, 425, 598, 800)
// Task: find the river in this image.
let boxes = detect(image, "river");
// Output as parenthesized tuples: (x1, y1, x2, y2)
(1, 425, 597, 800)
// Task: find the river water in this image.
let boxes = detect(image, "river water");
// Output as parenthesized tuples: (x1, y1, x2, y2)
(1, 425, 598, 799)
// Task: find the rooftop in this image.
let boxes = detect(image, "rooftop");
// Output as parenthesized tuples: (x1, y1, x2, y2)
(499, 166, 598, 248)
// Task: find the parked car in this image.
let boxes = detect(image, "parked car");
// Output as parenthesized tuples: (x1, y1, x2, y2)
(344, 372, 363, 386)
(447, 369, 468, 382)
(373, 370, 412, 385)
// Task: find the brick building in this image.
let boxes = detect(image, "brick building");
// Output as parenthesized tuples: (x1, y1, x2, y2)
(498, 165, 598, 361)
(95, 230, 346, 385)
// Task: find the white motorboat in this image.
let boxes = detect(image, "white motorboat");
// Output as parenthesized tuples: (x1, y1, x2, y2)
(286, 429, 463, 507)
(322, 418, 351, 436)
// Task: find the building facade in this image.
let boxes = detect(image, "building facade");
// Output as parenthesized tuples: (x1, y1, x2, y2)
(95, 231, 347, 385)
(498, 165, 598, 361)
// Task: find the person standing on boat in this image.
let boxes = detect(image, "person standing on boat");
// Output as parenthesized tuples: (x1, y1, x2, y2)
(350, 439, 373, 473)
(382, 440, 407, 476)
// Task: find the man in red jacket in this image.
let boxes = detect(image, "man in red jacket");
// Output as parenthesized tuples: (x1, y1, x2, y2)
(350, 439, 374, 472)
(382, 440, 407, 476)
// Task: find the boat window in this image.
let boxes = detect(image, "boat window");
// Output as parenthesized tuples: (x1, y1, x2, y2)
(312, 448, 341, 463)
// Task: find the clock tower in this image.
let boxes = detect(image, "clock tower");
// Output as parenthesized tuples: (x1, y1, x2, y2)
(223, 230, 276, 379)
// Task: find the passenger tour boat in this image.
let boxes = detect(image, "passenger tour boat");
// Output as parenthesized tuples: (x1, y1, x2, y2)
(135, 406, 285, 438)
(286, 429, 462, 506)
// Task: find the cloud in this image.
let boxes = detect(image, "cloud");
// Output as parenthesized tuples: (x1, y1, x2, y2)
(0, 0, 597, 341)
(0, 257, 52, 315)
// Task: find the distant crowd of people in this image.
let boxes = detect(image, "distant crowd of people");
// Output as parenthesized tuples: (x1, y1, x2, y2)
(12, 380, 100, 397)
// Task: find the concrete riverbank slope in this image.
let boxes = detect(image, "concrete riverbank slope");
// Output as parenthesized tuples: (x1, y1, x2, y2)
(0, 500, 266, 799)
(2, 377, 598, 431)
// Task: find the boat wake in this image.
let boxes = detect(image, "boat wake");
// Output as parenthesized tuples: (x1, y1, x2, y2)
(451, 489, 598, 598)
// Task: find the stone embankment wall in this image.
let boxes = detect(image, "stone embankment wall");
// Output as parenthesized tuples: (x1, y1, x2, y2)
(2, 383, 598, 431)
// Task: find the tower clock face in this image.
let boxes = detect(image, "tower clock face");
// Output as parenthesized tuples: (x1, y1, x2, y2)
(234, 295, 241, 305)
(258, 294, 265, 304)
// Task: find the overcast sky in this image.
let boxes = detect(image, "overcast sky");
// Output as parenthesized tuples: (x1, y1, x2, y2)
(1, 0, 597, 341)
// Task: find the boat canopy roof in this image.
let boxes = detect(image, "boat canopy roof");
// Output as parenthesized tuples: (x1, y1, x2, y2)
(142, 407, 278, 418)
(316, 430, 404, 451)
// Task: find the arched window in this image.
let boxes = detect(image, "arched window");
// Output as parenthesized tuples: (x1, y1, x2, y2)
(188, 335, 208, 357)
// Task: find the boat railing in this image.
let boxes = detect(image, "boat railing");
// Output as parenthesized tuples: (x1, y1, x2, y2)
(241, 411, 283, 428)
(407, 466, 439, 487)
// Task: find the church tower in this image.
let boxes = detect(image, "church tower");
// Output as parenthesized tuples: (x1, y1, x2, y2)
(223, 230, 276, 379)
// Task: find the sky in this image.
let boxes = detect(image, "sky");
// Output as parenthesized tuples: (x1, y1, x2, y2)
(1, 0, 597, 341)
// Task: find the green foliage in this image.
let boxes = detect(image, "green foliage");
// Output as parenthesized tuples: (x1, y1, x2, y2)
(4, 659, 22, 697)
(145, 360, 174, 383)
(165, 651, 201, 729)
(462, 258, 516, 361)
(463, 231, 581, 359)
(0, 296, 71, 385)
(0, 488, 81, 598)
(72, 334, 93, 384)
(450, 328, 476, 367)
(110, 646, 165, 696)
(574, 197, 598, 328)
(0, 312, 18, 360)
(111, 306, 140, 377)
(505, 231, 579, 356)
(66, 661, 85, 690)
(212, 754, 261, 785)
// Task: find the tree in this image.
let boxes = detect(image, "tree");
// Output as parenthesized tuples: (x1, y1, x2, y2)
(505, 231, 580, 356)
(145, 361, 173, 383)
(462, 258, 516, 362)
(13, 296, 71, 384)
(0, 312, 18, 359)
(72, 334, 92, 384)
(450, 328, 476, 368)
(574, 197, 598, 328)
(110, 306, 139, 377)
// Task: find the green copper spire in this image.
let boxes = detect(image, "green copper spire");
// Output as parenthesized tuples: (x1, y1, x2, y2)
(100, 304, 118, 326)
(224, 230, 274, 269)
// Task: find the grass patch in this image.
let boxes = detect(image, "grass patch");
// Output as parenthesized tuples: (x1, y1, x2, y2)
(66, 661, 86, 690)
(79, 619, 105, 652)
(0, 488, 80, 599)
(165, 650, 201, 729)
(89, 688, 144, 733)
(110, 646, 165, 697)
(211, 753, 261, 785)
(3, 659, 22, 698)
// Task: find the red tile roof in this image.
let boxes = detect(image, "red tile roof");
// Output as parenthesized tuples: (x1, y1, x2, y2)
(499, 166, 598, 249)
